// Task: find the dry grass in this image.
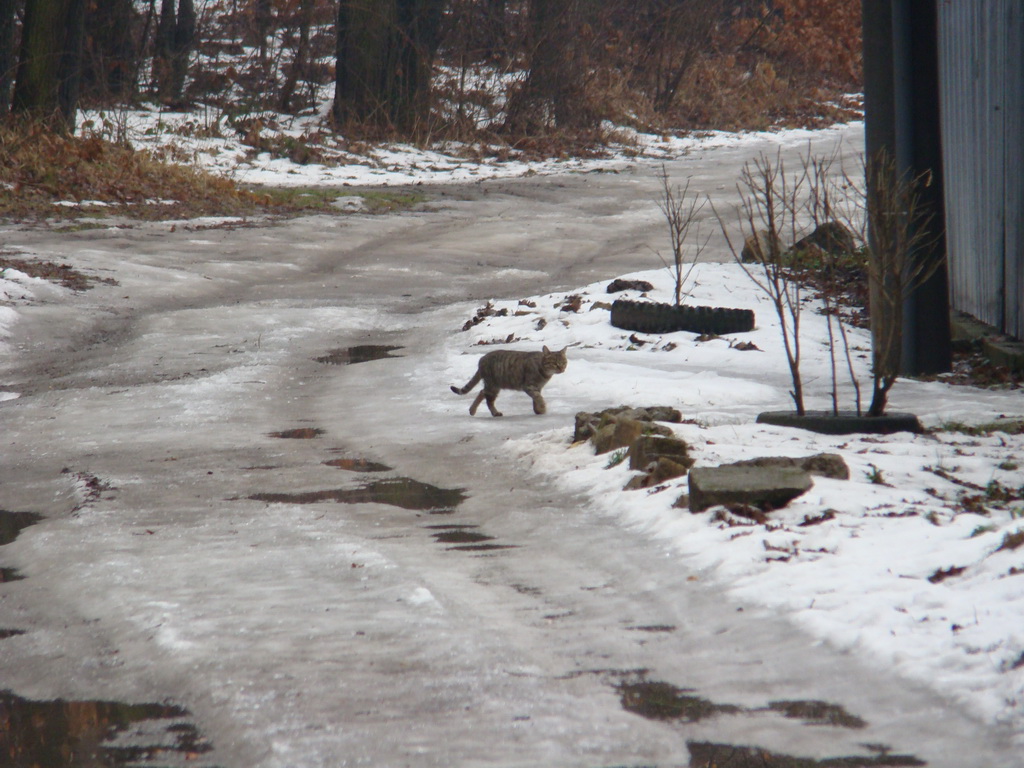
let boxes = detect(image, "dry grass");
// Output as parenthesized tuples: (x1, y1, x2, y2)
(0, 251, 118, 291)
(0, 120, 261, 221)
(665, 55, 861, 134)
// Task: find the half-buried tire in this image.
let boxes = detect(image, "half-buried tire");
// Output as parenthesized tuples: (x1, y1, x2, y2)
(610, 299, 755, 336)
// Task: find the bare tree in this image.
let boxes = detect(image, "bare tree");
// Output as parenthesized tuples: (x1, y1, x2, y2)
(504, 0, 597, 133)
(656, 165, 709, 306)
(636, 0, 726, 114)
(798, 149, 864, 415)
(0, 0, 17, 114)
(715, 150, 809, 415)
(154, 0, 195, 105)
(82, 0, 138, 103)
(278, 0, 317, 113)
(11, 0, 86, 130)
(333, 0, 446, 135)
(253, 0, 272, 64)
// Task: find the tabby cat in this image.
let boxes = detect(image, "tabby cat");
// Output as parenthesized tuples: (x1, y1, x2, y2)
(451, 346, 568, 417)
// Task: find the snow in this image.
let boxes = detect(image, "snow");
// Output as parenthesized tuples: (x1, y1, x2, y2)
(2, 105, 1022, 744)
(75, 102, 861, 188)
(440, 263, 1024, 737)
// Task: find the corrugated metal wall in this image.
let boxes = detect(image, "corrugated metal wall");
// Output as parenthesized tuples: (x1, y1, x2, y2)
(937, 0, 1023, 339)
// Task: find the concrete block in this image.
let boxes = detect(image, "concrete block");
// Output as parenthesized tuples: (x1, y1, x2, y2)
(688, 466, 812, 513)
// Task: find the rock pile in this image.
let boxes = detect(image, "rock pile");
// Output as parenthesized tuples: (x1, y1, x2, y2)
(577, 406, 850, 516)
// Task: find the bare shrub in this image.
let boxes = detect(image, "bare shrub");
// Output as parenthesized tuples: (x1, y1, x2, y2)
(855, 151, 943, 416)
(656, 166, 709, 306)
(798, 149, 865, 414)
(714, 145, 868, 417)
(714, 150, 810, 414)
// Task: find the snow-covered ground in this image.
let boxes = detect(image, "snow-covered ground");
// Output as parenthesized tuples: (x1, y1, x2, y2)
(3, 107, 1023, 745)
(441, 263, 1024, 740)
(77, 100, 857, 188)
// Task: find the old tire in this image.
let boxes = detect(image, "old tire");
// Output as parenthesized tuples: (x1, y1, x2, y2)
(756, 410, 924, 435)
(610, 299, 755, 336)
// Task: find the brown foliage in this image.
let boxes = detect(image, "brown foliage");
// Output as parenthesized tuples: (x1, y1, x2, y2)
(0, 120, 258, 219)
(733, 0, 863, 89)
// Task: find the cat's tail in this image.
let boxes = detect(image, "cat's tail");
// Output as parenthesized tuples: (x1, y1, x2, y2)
(450, 371, 481, 395)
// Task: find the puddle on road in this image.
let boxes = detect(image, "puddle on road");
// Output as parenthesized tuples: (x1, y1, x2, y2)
(511, 583, 542, 597)
(617, 680, 741, 722)
(0, 629, 25, 639)
(1, 567, 24, 582)
(0, 691, 218, 767)
(315, 345, 404, 365)
(250, 477, 466, 514)
(612, 675, 920, 768)
(0, 510, 43, 546)
(425, 524, 517, 551)
(616, 677, 871, 731)
(625, 624, 677, 633)
(323, 457, 392, 473)
(268, 427, 325, 439)
(686, 741, 924, 767)
(767, 699, 867, 729)
(428, 525, 494, 545)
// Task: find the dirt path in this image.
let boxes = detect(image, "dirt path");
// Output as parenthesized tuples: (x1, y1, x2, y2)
(1, 127, 1018, 767)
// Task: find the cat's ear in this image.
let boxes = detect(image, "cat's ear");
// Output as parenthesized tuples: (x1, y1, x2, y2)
(542, 345, 550, 353)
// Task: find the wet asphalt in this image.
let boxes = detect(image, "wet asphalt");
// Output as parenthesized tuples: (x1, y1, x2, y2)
(1, 124, 1020, 767)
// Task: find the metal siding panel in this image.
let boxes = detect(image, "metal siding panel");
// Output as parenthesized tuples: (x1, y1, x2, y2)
(985, 1, 1005, 329)
(1004, 0, 1024, 338)
(938, 0, 1022, 336)
(939, 3, 977, 319)
(979, 1, 1003, 328)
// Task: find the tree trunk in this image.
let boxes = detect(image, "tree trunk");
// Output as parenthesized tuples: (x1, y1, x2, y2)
(481, 0, 507, 60)
(155, 0, 195, 105)
(0, 0, 16, 114)
(11, 0, 87, 130)
(504, 0, 594, 133)
(83, 0, 137, 102)
(279, 0, 316, 113)
(333, 0, 445, 135)
(254, 0, 272, 63)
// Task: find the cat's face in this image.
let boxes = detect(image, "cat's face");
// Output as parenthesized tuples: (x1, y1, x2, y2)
(541, 346, 568, 374)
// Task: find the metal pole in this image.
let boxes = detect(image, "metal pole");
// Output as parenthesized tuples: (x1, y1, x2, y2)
(862, 0, 952, 376)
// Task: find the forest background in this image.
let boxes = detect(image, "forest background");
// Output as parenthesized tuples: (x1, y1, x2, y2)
(0, 0, 863, 214)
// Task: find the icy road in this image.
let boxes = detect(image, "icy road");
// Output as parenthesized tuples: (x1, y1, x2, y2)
(1, 126, 1019, 767)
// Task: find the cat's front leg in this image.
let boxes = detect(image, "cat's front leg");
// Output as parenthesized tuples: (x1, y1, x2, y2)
(527, 389, 546, 415)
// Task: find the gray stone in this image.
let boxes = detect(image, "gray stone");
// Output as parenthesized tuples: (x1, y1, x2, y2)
(628, 435, 693, 472)
(574, 405, 681, 443)
(647, 457, 692, 485)
(624, 457, 692, 491)
(740, 229, 782, 263)
(791, 221, 857, 256)
(688, 466, 812, 513)
(607, 278, 655, 294)
(632, 406, 683, 423)
(731, 453, 849, 480)
(982, 338, 1024, 373)
(591, 418, 645, 455)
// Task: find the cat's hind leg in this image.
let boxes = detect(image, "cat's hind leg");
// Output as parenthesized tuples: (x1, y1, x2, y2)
(469, 391, 486, 415)
(483, 388, 503, 417)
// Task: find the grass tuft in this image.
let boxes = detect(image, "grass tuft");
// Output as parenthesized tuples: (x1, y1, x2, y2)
(0, 120, 259, 221)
